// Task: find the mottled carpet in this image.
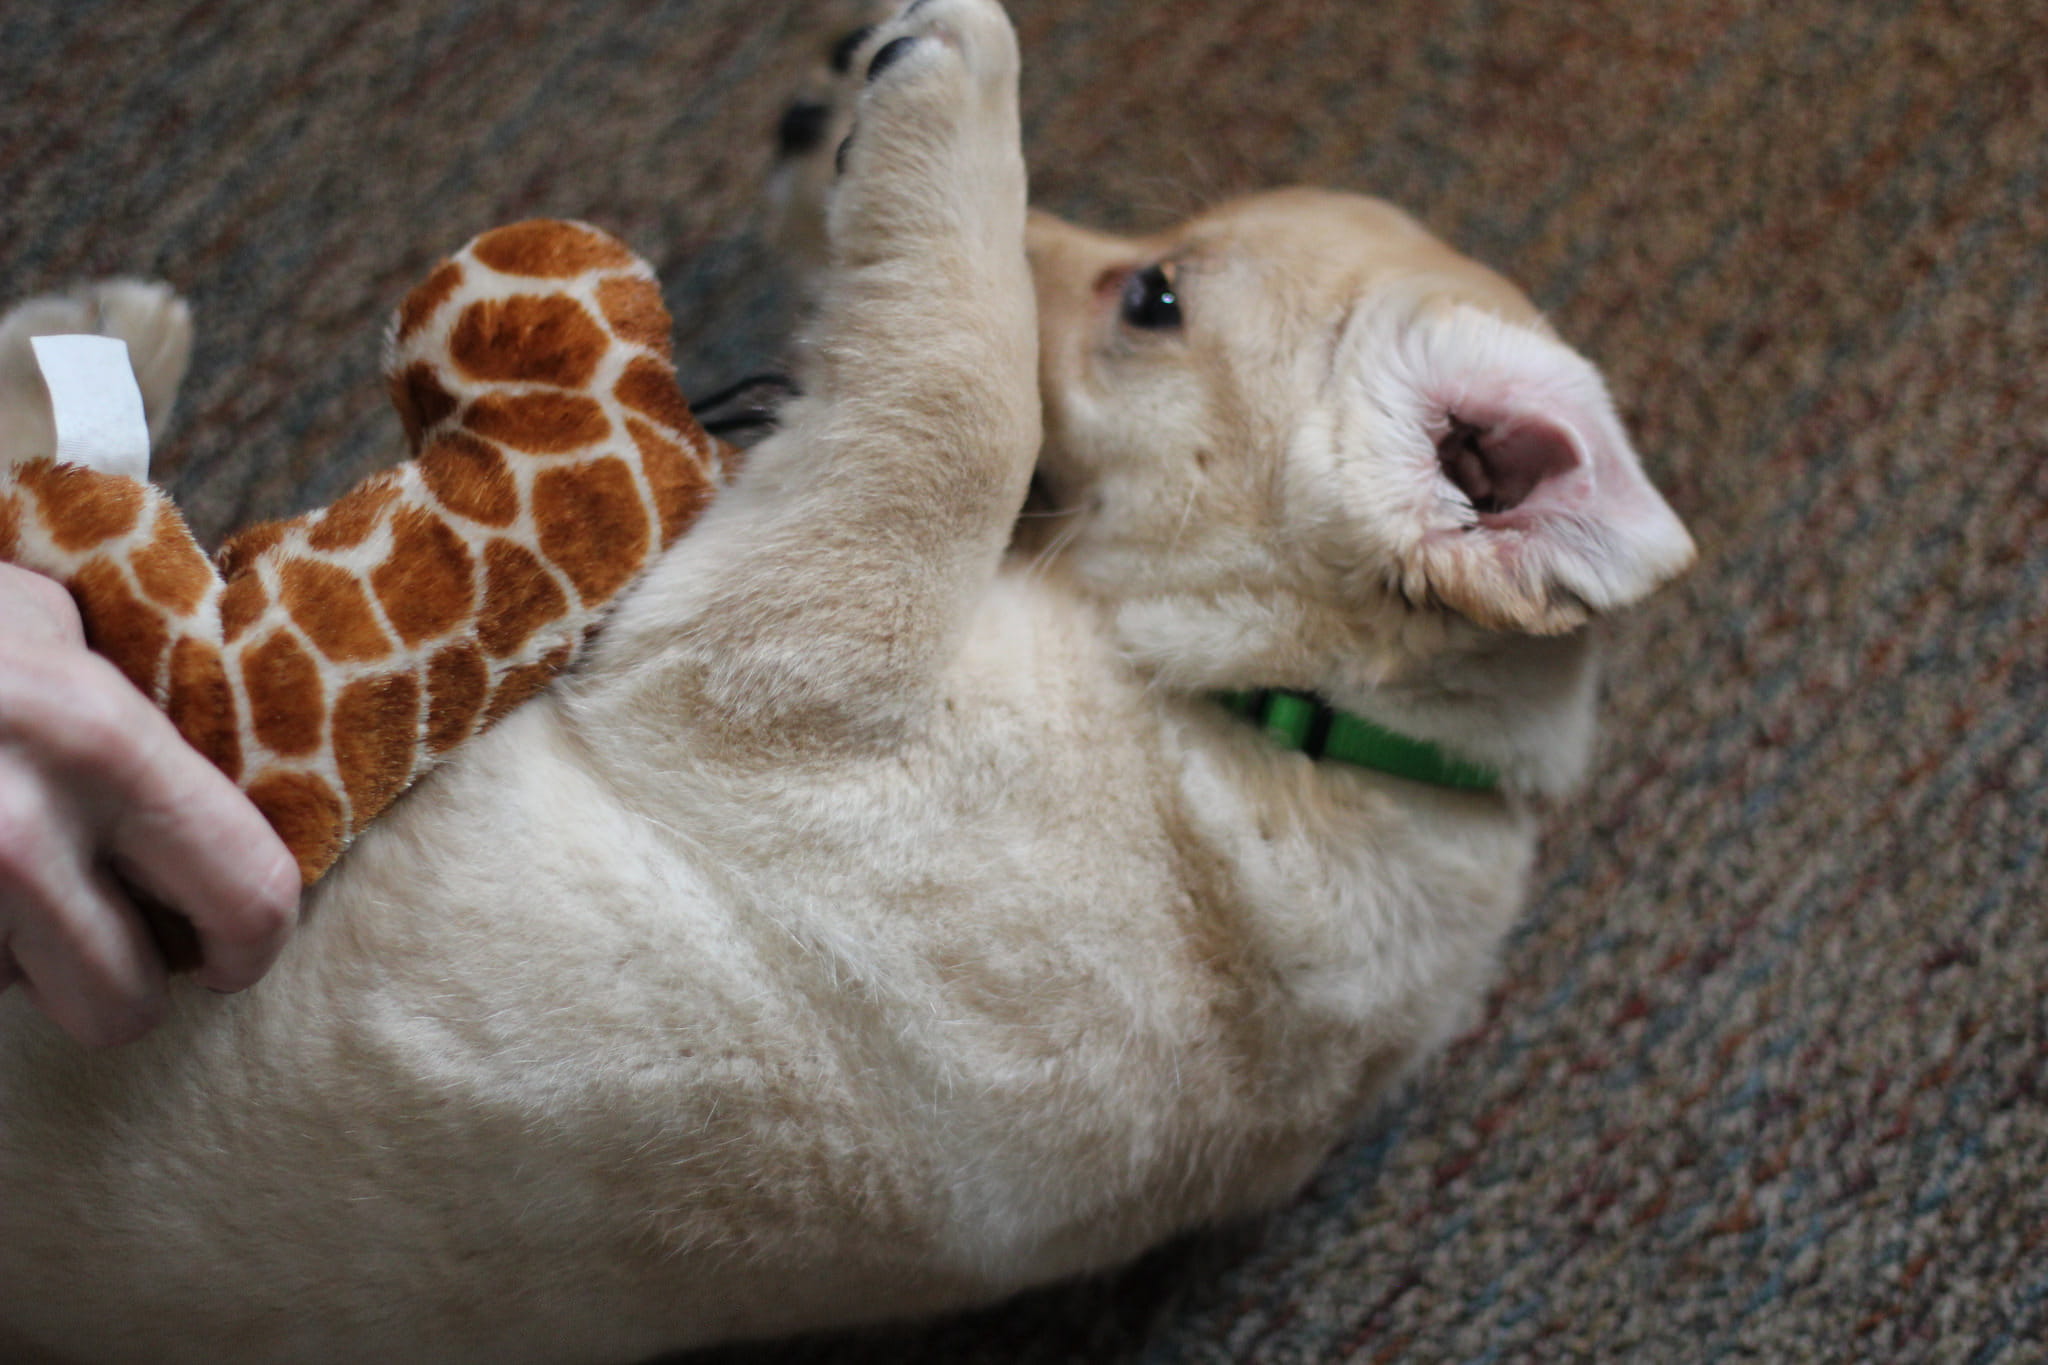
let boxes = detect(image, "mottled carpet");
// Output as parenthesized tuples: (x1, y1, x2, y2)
(4, 0, 2043, 1359)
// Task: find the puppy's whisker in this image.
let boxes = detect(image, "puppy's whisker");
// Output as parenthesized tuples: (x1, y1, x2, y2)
(1163, 484, 1201, 556)
(1025, 507, 1086, 580)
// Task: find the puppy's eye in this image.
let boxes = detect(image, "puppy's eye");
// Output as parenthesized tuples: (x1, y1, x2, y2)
(1120, 264, 1183, 331)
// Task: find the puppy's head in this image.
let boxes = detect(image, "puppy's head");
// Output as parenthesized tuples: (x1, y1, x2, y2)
(1025, 189, 1693, 783)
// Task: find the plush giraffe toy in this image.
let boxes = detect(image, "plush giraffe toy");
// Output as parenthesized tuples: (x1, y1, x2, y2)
(0, 220, 732, 885)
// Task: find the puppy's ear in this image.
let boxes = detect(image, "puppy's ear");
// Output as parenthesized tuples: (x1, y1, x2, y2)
(1379, 307, 1694, 635)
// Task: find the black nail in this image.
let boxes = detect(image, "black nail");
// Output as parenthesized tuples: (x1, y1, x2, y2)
(830, 26, 874, 74)
(777, 100, 831, 157)
(835, 134, 853, 176)
(867, 35, 918, 81)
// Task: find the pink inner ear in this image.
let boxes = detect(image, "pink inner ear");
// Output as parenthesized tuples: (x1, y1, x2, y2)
(1436, 416, 1580, 517)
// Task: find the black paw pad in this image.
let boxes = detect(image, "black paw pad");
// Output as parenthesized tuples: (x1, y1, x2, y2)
(777, 101, 831, 157)
(830, 26, 875, 74)
(867, 35, 918, 81)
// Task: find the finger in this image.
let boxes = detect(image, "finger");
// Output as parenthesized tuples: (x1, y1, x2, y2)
(0, 652, 300, 994)
(0, 563, 86, 649)
(5, 856, 168, 1048)
(103, 701, 302, 995)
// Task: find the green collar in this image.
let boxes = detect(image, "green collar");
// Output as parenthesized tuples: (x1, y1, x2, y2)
(1214, 690, 1501, 793)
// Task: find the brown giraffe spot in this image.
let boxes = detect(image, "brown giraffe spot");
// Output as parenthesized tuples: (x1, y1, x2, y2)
(596, 274, 672, 358)
(306, 476, 402, 552)
(244, 770, 344, 884)
(627, 417, 713, 544)
(219, 573, 270, 644)
(482, 657, 557, 726)
(278, 558, 392, 663)
(241, 630, 326, 758)
(488, 641, 576, 726)
(333, 672, 423, 834)
(17, 459, 145, 553)
(397, 259, 464, 342)
(533, 457, 650, 606)
(450, 294, 608, 388)
(166, 638, 242, 782)
(470, 220, 635, 279)
(133, 887, 202, 974)
(130, 503, 216, 616)
(72, 557, 169, 697)
(371, 505, 475, 646)
(0, 490, 21, 557)
(713, 436, 745, 481)
(216, 519, 288, 580)
(425, 641, 490, 754)
(477, 539, 568, 658)
(613, 355, 699, 436)
(463, 391, 610, 454)
(390, 361, 460, 448)
(418, 431, 519, 527)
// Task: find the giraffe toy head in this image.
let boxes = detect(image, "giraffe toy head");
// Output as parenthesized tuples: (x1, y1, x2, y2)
(0, 221, 733, 884)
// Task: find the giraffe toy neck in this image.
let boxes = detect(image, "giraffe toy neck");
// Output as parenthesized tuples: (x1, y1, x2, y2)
(0, 221, 732, 883)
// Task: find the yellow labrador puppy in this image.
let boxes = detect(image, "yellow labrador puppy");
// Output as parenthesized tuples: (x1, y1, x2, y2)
(0, 1, 1690, 1360)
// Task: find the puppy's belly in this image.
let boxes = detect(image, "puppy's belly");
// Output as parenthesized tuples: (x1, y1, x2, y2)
(0, 674, 1340, 1356)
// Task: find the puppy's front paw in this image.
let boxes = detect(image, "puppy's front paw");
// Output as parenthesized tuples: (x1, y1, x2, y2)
(821, 0, 1025, 267)
(0, 280, 193, 466)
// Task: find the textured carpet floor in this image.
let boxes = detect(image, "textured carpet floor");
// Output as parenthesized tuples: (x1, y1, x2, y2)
(5, 0, 2045, 1359)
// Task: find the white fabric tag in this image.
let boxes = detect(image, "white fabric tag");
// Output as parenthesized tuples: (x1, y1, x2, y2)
(31, 334, 153, 482)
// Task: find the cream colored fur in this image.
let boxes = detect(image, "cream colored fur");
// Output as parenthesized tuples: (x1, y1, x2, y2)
(0, 3, 1692, 1361)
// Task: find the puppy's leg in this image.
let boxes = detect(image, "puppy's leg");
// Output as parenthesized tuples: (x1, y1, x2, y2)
(0, 281, 193, 466)
(601, 0, 1038, 742)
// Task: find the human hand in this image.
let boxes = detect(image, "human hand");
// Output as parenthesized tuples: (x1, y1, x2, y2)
(0, 562, 300, 1046)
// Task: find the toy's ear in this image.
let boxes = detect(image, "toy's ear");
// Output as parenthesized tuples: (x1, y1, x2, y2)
(1392, 308, 1694, 634)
